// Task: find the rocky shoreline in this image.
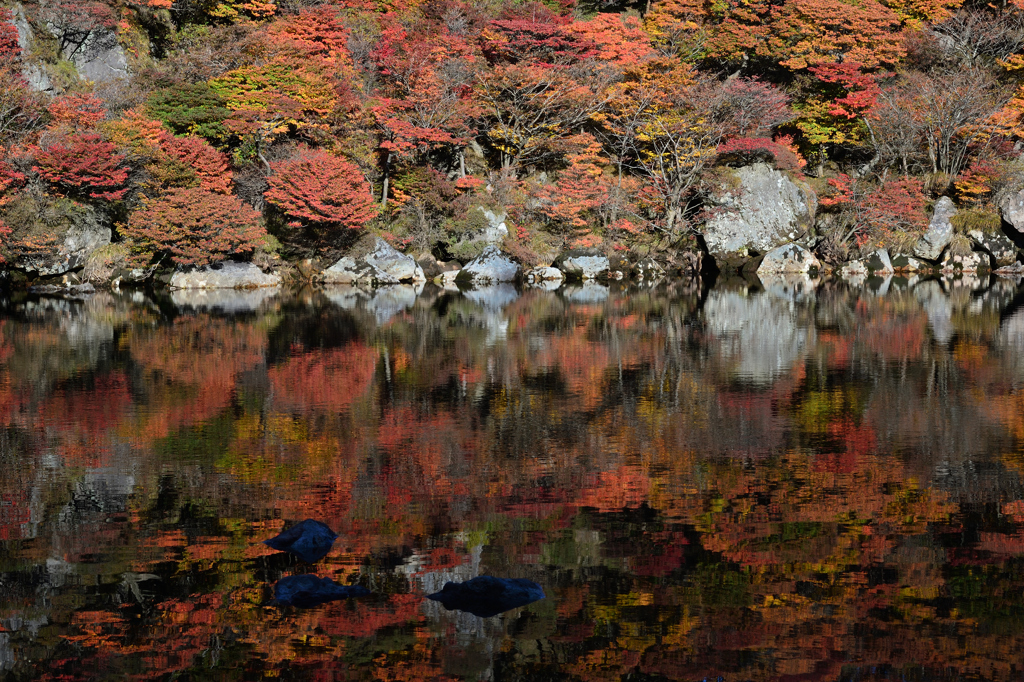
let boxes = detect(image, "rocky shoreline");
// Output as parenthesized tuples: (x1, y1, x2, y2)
(6, 162, 1024, 294)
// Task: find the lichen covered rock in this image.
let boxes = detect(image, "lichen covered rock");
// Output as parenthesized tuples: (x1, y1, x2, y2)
(457, 246, 520, 283)
(701, 163, 817, 268)
(757, 244, 821, 275)
(914, 197, 956, 261)
(170, 261, 281, 289)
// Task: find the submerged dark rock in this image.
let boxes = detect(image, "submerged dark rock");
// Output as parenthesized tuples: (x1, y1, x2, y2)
(263, 519, 338, 563)
(270, 575, 370, 607)
(427, 575, 545, 618)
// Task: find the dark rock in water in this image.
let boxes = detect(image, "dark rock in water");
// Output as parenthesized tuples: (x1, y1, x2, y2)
(264, 519, 338, 563)
(271, 575, 370, 608)
(427, 575, 545, 618)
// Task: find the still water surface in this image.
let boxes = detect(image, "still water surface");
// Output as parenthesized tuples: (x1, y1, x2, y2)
(2, 274, 1024, 680)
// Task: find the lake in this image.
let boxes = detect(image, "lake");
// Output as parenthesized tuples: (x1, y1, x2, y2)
(1, 273, 1024, 681)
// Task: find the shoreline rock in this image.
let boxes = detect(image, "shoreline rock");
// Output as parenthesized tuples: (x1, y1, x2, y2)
(170, 261, 282, 289)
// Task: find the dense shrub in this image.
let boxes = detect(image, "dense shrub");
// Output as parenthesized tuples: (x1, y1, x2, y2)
(145, 83, 231, 141)
(264, 149, 377, 233)
(123, 188, 267, 267)
(32, 133, 129, 201)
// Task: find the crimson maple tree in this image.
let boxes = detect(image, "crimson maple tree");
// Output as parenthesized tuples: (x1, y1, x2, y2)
(32, 133, 129, 201)
(264, 148, 377, 234)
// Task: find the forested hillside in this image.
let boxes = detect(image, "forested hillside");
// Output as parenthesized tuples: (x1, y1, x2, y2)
(1, 0, 1024, 275)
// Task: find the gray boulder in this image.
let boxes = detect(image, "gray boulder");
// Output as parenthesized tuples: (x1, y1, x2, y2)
(940, 249, 990, 274)
(456, 246, 520, 283)
(363, 237, 424, 283)
(839, 260, 867, 278)
(524, 266, 564, 283)
(913, 197, 957, 261)
(891, 254, 926, 272)
(416, 253, 460, 280)
(1002, 187, 1024, 234)
(321, 236, 424, 286)
(553, 249, 610, 281)
(169, 261, 281, 289)
(632, 257, 665, 280)
(757, 244, 821, 275)
(18, 215, 111, 277)
(863, 248, 894, 274)
(970, 229, 1018, 267)
(701, 163, 816, 268)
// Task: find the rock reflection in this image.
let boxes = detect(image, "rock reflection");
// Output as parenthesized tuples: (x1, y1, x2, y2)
(169, 286, 281, 313)
(2, 277, 1024, 680)
(704, 282, 814, 384)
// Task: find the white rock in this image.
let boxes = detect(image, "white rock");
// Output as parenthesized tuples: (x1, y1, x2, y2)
(459, 246, 520, 283)
(554, 249, 609, 280)
(914, 196, 956, 261)
(170, 261, 281, 289)
(525, 266, 564, 283)
(757, 244, 821, 275)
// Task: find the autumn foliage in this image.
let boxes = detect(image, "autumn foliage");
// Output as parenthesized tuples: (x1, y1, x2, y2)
(264, 148, 377, 232)
(32, 133, 128, 201)
(123, 188, 267, 266)
(0, 0, 1023, 267)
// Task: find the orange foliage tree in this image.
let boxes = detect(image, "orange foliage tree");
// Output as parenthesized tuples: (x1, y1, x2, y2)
(123, 187, 267, 266)
(264, 147, 377, 236)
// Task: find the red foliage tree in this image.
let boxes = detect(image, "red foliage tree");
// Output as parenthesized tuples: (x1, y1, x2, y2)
(123, 187, 267, 266)
(47, 92, 107, 129)
(0, 8, 20, 61)
(820, 174, 927, 252)
(536, 135, 612, 238)
(159, 133, 232, 194)
(265, 7, 353, 69)
(564, 14, 654, 66)
(715, 136, 804, 171)
(0, 157, 25, 201)
(32, 133, 128, 200)
(264, 148, 377, 233)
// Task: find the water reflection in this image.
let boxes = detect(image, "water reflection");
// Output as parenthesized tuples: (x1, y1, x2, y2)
(2, 274, 1024, 680)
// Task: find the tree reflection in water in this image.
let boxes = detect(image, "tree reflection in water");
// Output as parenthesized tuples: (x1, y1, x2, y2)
(1, 274, 1024, 680)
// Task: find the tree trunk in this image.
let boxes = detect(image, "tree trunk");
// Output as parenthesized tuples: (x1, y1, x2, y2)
(381, 153, 391, 209)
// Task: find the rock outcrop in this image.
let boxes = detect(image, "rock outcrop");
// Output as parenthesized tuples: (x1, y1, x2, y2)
(970, 229, 1018, 267)
(891, 254, 926, 272)
(701, 163, 817, 268)
(757, 244, 821, 275)
(863, 249, 894, 274)
(632, 257, 665, 280)
(16, 212, 111, 277)
(320, 235, 425, 286)
(941, 249, 990, 274)
(524, 266, 564, 284)
(553, 249, 609, 281)
(169, 261, 281, 289)
(456, 246, 520, 283)
(914, 196, 957, 261)
(1002, 187, 1024, 234)
(12, 4, 50, 91)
